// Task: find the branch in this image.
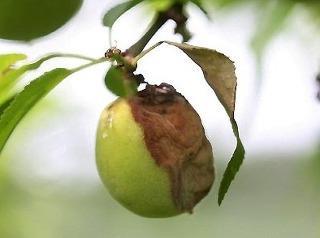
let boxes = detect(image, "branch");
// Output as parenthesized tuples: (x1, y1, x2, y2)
(126, 3, 190, 57)
(127, 13, 168, 57)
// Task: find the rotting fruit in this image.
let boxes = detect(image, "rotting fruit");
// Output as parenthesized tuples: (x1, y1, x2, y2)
(96, 83, 215, 218)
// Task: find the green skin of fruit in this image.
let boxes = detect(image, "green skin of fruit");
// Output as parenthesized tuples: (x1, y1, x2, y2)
(0, 0, 82, 41)
(96, 99, 180, 218)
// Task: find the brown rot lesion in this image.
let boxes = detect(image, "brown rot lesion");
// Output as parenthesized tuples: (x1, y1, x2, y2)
(136, 83, 178, 105)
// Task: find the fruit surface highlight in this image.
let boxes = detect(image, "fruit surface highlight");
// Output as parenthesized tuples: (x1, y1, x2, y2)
(96, 84, 215, 218)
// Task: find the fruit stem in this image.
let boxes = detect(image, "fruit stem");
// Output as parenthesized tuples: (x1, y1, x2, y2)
(132, 41, 164, 64)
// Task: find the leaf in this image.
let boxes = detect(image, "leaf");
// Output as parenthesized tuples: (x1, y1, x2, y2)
(163, 41, 245, 205)
(164, 41, 236, 117)
(209, 0, 246, 8)
(0, 96, 15, 117)
(0, 54, 27, 73)
(251, 1, 294, 58)
(0, 54, 27, 104)
(0, 68, 71, 154)
(307, 2, 320, 25)
(190, 0, 211, 19)
(146, 0, 172, 11)
(103, 0, 144, 28)
(0, 0, 82, 41)
(105, 66, 138, 97)
(0, 54, 63, 104)
(250, 1, 294, 101)
(218, 118, 245, 205)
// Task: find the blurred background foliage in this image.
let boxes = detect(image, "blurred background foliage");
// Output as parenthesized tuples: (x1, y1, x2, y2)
(0, 0, 319, 237)
(0, 147, 319, 237)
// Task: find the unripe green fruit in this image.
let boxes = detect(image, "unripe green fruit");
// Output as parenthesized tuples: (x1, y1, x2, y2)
(96, 85, 215, 218)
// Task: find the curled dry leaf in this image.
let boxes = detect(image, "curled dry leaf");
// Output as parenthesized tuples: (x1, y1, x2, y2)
(164, 41, 236, 117)
(162, 41, 245, 205)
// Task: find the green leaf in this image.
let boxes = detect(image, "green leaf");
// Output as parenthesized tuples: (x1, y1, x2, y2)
(103, 0, 144, 28)
(218, 118, 245, 205)
(209, 0, 247, 8)
(307, 2, 320, 25)
(146, 0, 178, 12)
(0, 53, 83, 104)
(0, 55, 55, 89)
(251, 1, 294, 58)
(0, 97, 15, 117)
(0, 54, 27, 72)
(105, 66, 138, 97)
(0, 68, 71, 154)
(0, 0, 82, 41)
(190, 0, 211, 19)
(0, 54, 27, 104)
(163, 41, 245, 205)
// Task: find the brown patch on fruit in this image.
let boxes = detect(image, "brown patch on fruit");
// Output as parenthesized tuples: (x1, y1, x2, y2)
(128, 84, 215, 213)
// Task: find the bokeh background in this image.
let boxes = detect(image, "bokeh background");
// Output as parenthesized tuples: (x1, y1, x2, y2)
(0, 0, 319, 237)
